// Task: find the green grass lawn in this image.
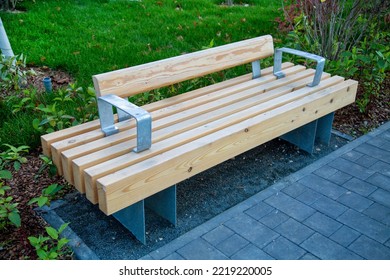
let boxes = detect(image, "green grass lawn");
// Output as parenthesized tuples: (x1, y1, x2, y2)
(1, 0, 283, 86)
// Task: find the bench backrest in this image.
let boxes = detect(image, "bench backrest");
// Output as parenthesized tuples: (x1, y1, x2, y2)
(92, 35, 274, 98)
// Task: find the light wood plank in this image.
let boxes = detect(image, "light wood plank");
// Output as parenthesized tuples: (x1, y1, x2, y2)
(97, 80, 358, 215)
(93, 35, 274, 97)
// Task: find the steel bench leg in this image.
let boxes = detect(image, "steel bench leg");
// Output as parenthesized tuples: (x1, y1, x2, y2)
(112, 185, 177, 244)
(281, 112, 334, 154)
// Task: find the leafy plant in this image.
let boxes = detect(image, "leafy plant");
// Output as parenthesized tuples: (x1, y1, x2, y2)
(28, 223, 71, 260)
(0, 144, 29, 171)
(0, 182, 21, 229)
(32, 103, 77, 133)
(36, 155, 57, 178)
(7, 88, 40, 114)
(28, 184, 63, 207)
(0, 53, 35, 91)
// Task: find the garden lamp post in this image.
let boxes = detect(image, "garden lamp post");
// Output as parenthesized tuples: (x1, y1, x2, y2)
(0, 17, 14, 57)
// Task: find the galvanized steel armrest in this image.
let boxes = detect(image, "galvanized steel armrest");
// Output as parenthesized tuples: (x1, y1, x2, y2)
(273, 47, 326, 87)
(97, 94, 152, 153)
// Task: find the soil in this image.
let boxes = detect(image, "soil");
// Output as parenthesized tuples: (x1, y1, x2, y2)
(0, 68, 389, 259)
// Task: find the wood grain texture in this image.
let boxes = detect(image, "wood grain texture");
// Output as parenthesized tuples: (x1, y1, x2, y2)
(97, 80, 358, 215)
(93, 35, 274, 97)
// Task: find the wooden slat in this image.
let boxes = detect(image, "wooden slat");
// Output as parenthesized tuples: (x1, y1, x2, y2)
(93, 35, 274, 98)
(97, 79, 358, 215)
(51, 63, 295, 175)
(70, 67, 315, 194)
(83, 75, 344, 204)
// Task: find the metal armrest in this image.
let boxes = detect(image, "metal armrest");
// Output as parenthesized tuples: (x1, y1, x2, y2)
(97, 94, 152, 153)
(273, 47, 326, 87)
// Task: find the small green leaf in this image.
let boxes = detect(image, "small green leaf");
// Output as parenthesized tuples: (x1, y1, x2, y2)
(37, 249, 48, 260)
(37, 196, 48, 207)
(46, 226, 58, 240)
(8, 211, 21, 227)
(27, 197, 39, 206)
(0, 170, 12, 180)
(58, 222, 69, 234)
(13, 161, 21, 171)
(58, 238, 69, 250)
(28, 236, 39, 246)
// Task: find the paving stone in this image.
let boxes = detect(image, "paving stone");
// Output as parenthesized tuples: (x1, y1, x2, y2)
(369, 189, 390, 208)
(245, 202, 274, 221)
(281, 182, 307, 198)
(224, 213, 279, 248)
(202, 225, 235, 246)
(367, 137, 390, 152)
(349, 235, 390, 260)
(355, 155, 378, 168)
(380, 130, 390, 141)
(337, 191, 373, 212)
(327, 171, 353, 185)
(263, 236, 306, 260)
(328, 157, 375, 180)
(342, 177, 377, 196)
(231, 244, 274, 260)
(363, 203, 390, 225)
(300, 253, 319, 260)
(163, 252, 185, 260)
(264, 192, 316, 222)
(311, 195, 348, 218)
(303, 212, 343, 237)
(299, 174, 347, 200)
(139, 254, 154, 260)
(337, 209, 390, 243)
(301, 233, 362, 260)
(329, 225, 360, 247)
(215, 234, 249, 257)
(296, 189, 323, 205)
(366, 173, 390, 191)
(341, 150, 363, 162)
(355, 143, 390, 164)
(369, 161, 390, 178)
(176, 238, 228, 260)
(275, 218, 315, 245)
(314, 165, 338, 178)
(259, 210, 289, 229)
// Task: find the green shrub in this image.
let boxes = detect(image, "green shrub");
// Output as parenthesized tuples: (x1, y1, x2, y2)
(0, 182, 21, 230)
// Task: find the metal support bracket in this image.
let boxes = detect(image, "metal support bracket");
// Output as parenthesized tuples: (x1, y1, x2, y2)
(273, 47, 326, 87)
(281, 113, 334, 154)
(97, 94, 152, 153)
(251, 60, 261, 79)
(112, 185, 177, 244)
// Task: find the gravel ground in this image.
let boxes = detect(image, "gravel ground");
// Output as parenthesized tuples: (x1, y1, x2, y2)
(52, 134, 348, 260)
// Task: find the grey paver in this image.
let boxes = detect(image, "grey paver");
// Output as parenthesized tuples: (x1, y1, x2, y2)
(298, 174, 346, 199)
(349, 235, 390, 260)
(176, 238, 228, 260)
(355, 155, 378, 168)
(355, 143, 390, 163)
(303, 212, 343, 237)
(329, 225, 361, 247)
(369, 189, 390, 208)
(337, 191, 373, 212)
(301, 233, 362, 260)
(259, 210, 289, 229)
(300, 253, 319, 260)
(343, 177, 377, 196)
(363, 203, 390, 225)
(263, 236, 306, 260)
(275, 218, 315, 245)
(264, 192, 316, 222)
(224, 213, 279, 248)
(281, 182, 307, 198)
(311, 195, 348, 218)
(328, 171, 353, 185)
(231, 244, 274, 260)
(314, 165, 338, 178)
(341, 150, 363, 162)
(337, 209, 390, 243)
(367, 136, 390, 152)
(328, 157, 375, 180)
(163, 252, 185, 260)
(366, 173, 390, 191)
(244, 202, 274, 221)
(215, 234, 249, 257)
(202, 225, 234, 246)
(296, 189, 323, 205)
(369, 161, 390, 178)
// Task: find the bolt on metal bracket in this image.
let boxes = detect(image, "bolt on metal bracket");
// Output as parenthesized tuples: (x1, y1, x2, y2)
(97, 94, 152, 153)
(273, 47, 326, 87)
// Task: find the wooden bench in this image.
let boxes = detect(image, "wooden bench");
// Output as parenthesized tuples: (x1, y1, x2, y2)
(41, 35, 358, 243)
